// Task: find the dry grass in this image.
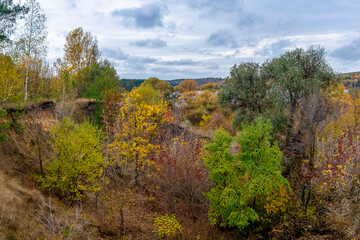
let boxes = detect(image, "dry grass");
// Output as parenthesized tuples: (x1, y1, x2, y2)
(0, 170, 47, 239)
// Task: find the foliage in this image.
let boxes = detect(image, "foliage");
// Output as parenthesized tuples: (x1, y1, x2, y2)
(0, 108, 11, 143)
(106, 89, 169, 179)
(153, 214, 182, 238)
(204, 118, 289, 230)
(263, 47, 337, 144)
(218, 62, 268, 126)
(37, 118, 105, 200)
(174, 79, 198, 93)
(136, 84, 163, 105)
(79, 60, 121, 101)
(200, 82, 220, 92)
(0, 54, 22, 103)
(63, 27, 100, 77)
(184, 90, 219, 125)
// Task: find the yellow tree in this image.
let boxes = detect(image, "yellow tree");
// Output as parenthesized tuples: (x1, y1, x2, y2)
(63, 27, 99, 77)
(106, 89, 169, 182)
(0, 54, 22, 103)
(175, 79, 198, 93)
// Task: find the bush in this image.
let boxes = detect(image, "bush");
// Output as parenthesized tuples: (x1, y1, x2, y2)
(153, 214, 182, 238)
(204, 118, 290, 230)
(37, 118, 106, 201)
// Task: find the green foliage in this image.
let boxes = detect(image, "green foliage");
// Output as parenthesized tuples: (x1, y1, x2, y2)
(204, 118, 289, 230)
(218, 62, 268, 126)
(79, 60, 121, 101)
(120, 79, 144, 91)
(136, 84, 163, 105)
(37, 118, 105, 200)
(153, 214, 182, 238)
(263, 47, 337, 140)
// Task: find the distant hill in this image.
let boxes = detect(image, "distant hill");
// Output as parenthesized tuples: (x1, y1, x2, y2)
(120, 77, 224, 91)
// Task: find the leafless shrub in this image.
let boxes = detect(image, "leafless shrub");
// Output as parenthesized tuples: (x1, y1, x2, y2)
(36, 197, 96, 239)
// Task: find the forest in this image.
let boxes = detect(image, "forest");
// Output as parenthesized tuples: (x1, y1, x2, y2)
(1, 1, 360, 240)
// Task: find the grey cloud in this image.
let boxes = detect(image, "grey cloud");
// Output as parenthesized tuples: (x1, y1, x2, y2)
(131, 38, 167, 48)
(160, 59, 199, 66)
(206, 29, 238, 48)
(331, 39, 360, 62)
(102, 48, 158, 71)
(237, 15, 264, 31)
(255, 39, 293, 57)
(112, 3, 166, 29)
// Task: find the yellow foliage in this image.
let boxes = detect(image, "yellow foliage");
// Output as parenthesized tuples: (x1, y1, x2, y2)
(108, 89, 169, 176)
(0, 54, 22, 103)
(153, 214, 182, 238)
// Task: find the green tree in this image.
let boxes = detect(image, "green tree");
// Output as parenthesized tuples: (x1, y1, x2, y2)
(263, 47, 336, 147)
(79, 60, 121, 101)
(136, 84, 163, 105)
(218, 62, 268, 126)
(204, 118, 289, 230)
(37, 118, 106, 200)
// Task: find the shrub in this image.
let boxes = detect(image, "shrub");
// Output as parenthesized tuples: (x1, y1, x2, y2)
(153, 214, 182, 238)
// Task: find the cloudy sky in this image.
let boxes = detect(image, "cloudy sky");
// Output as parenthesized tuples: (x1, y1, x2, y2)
(37, 0, 360, 79)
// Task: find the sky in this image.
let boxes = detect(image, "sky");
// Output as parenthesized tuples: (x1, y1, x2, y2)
(37, 0, 360, 80)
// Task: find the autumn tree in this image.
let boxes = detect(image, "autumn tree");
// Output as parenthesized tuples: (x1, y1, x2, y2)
(63, 27, 100, 77)
(0, 54, 22, 103)
(183, 90, 219, 125)
(15, 0, 47, 101)
(106, 89, 169, 182)
(175, 79, 198, 93)
(204, 118, 289, 230)
(140, 77, 175, 103)
(200, 82, 220, 92)
(37, 118, 106, 201)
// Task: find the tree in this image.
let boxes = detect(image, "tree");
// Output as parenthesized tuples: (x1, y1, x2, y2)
(175, 79, 198, 93)
(136, 84, 163, 105)
(0, 0, 27, 43)
(200, 82, 220, 92)
(16, 0, 47, 101)
(106, 89, 169, 182)
(63, 27, 100, 77)
(0, 54, 22, 103)
(78, 60, 121, 101)
(204, 118, 289, 230)
(218, 62, 268, 126)
(263, 47, 336, 148)
(37, 118, 106, 201)
(183, 90, 219, 125)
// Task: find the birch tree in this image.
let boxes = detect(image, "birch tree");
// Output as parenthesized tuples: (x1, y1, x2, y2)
(16, 0, 47, 101)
